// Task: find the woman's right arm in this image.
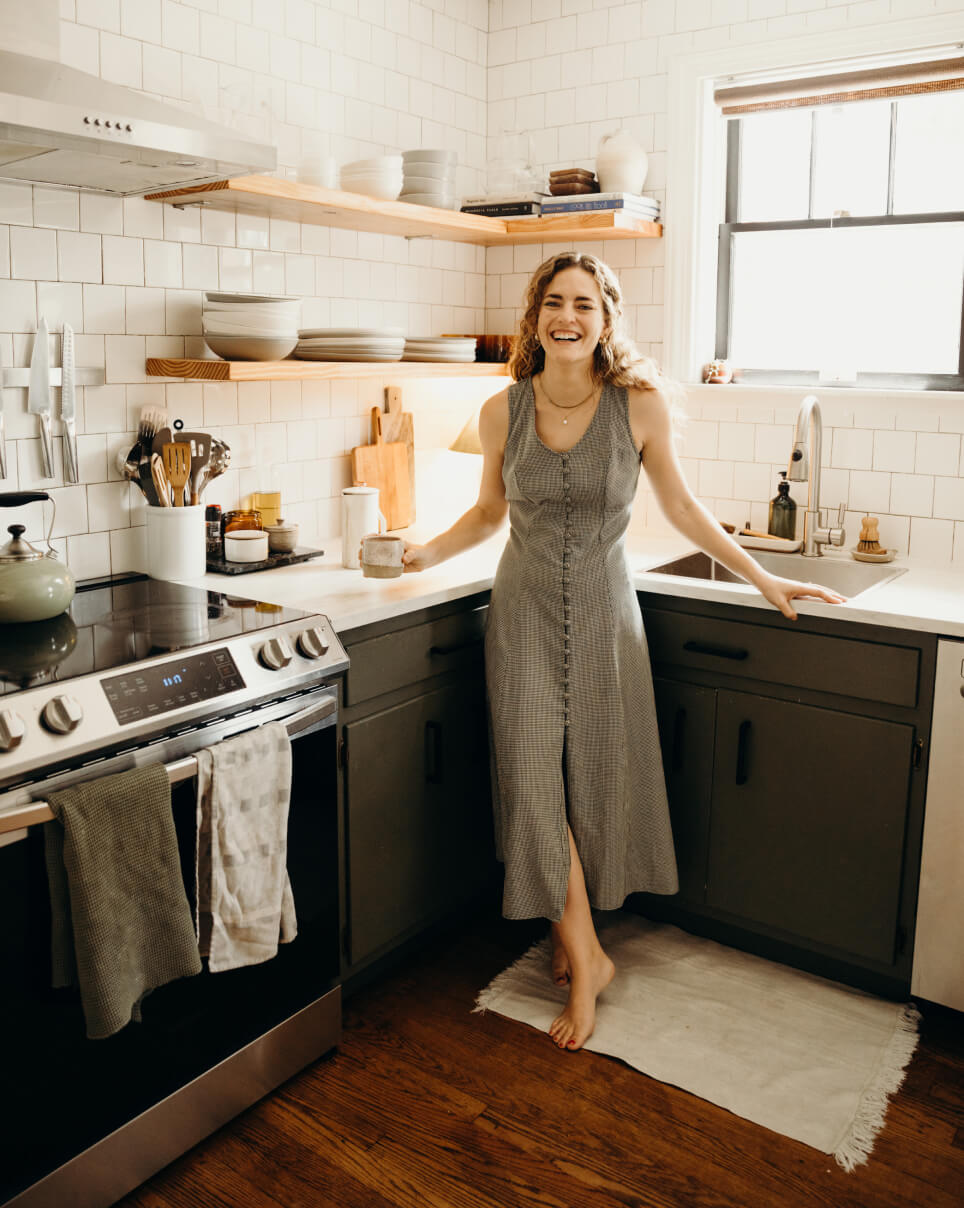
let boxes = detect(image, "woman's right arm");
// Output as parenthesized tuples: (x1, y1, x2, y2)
(401, 389, 510, 572)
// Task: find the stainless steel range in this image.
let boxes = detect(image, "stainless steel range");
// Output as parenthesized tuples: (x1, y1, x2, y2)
(0, 574, 349, 1208)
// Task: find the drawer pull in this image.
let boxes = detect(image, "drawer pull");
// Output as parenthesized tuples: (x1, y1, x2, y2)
(683, 640, 749, 661)
(671, 707, 687, 772)
(430, 638, 482, 657)
(425, 720, 442, 784)
(735, 720, 752, 786)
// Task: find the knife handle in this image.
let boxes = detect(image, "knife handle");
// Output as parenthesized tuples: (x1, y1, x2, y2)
(63, 421, 79, 485)
(36, 411, 55, 479)
(0, 491, 51, 506)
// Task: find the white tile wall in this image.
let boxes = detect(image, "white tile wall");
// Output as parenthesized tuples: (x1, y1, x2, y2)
(1, 0, 962, 580)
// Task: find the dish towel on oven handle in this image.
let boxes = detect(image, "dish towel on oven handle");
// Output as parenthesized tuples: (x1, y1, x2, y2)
(44, 763, 203, 1040)
(195, 720, 297, 972)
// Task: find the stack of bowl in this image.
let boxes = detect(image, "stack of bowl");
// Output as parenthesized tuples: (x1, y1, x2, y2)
(400, 149, 457, 208)
(339, 155, 403, 200)
(202, 293, 300, 361)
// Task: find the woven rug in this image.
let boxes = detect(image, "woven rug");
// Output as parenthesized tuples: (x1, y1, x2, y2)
(474, 913, 919, 1170)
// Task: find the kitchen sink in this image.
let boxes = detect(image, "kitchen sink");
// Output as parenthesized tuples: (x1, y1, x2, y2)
(646, 550, 907, 599)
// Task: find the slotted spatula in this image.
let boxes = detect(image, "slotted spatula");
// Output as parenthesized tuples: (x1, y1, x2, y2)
(162, 442, 191, 507)
(178, 432, 212, 505)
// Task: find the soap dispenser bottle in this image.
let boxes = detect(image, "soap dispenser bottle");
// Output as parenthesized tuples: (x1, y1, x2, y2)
(768, 472, 797, 540)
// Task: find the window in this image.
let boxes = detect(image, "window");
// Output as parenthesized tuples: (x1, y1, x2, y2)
(714, 74, 964, 390)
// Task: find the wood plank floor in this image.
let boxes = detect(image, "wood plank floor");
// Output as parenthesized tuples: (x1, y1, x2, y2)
(120, 912, 964, 1208)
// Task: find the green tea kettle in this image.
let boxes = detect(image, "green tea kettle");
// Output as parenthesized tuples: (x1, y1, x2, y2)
(0, 491, 76, 623)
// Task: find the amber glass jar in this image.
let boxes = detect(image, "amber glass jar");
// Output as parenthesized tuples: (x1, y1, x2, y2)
(222, 508, 262, 537)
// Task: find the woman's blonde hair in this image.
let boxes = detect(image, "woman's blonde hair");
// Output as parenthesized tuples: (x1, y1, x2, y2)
(508, 252, 661, 390)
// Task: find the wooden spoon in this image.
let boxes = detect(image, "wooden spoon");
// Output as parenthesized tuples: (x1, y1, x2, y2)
(162, 442, 191, 507)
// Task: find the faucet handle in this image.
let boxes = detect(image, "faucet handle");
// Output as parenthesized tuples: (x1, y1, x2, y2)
(835, 502, 846, 526)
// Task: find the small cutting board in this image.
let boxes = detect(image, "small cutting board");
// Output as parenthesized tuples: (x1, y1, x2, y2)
(352, 408, 412, 530)
(375, 386, 415, 521)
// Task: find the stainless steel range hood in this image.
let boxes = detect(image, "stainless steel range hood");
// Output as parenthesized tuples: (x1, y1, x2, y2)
(0, 48, 276, 196)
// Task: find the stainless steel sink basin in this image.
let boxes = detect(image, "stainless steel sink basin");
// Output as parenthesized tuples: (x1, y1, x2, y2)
(646, 550, 906, 599)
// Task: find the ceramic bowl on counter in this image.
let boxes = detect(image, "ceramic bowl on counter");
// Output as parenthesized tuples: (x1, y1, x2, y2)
(224, 530, 269, 562)
(265, 519, 299, 553)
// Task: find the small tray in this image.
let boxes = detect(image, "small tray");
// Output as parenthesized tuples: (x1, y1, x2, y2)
(735, 533, 802, 553)
(852, 548, 896, 563)
(206, 546, 324, 575)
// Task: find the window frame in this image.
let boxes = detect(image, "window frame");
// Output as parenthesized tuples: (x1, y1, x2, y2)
(715, 109, 964, 391)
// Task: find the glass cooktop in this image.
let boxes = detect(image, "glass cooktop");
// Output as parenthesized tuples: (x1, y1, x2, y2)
(0, 575, 318, 695)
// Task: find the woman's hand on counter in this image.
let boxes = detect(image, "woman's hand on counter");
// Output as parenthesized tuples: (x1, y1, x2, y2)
(757, 574, 847, 621)
(400, 541, 438, 573)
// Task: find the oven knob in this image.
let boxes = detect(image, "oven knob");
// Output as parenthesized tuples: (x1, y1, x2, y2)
(259, 636, 293, 671)
(41, 695, 84, 735)
(297, 626, 329, 660)
(0, 709, 25, 752)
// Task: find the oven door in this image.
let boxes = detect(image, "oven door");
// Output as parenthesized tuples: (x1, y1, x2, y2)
(0, 685, 342, 1208)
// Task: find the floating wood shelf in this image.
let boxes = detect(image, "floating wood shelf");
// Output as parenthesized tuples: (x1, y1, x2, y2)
(144, 177, 662, 246)
(146, 357, 512, 381)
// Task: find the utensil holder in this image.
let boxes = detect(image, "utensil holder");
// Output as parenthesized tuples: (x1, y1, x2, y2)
(145, 504, 206, 581)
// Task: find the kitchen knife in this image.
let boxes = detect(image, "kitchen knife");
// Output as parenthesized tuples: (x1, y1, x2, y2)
(28, 317, 55, 479)
(61, 323, 79, 484)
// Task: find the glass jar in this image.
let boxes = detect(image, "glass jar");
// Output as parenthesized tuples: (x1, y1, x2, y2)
(222, 509, 262, 538)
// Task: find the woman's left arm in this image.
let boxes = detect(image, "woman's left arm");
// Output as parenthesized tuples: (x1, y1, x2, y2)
(631, 388, 846, 621)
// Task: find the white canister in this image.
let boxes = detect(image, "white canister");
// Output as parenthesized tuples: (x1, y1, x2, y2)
(341, 487, 386, 569)
(145, 504, 207, 581)
(595, 128, 649, 196)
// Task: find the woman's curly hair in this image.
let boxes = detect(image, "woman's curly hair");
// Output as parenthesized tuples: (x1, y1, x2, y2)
(508, 252, 661, 390)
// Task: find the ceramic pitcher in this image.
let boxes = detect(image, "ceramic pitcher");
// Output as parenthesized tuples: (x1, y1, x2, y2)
(341, 486, 386, 569)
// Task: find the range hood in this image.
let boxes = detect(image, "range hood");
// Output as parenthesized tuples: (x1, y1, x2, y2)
(0, 48, 276, 196)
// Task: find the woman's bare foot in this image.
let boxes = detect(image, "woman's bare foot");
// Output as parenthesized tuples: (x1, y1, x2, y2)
(550, 924, 571, 986)
(548, 949, 615, 1051)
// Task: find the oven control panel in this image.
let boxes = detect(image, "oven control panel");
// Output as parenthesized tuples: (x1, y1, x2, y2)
(0, 615, 348, 784)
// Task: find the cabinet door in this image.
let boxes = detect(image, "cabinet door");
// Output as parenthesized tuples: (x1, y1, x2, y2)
(708, 691, 914, 965)
(653, 677, 715, 905)
(345, 678, 493, 965)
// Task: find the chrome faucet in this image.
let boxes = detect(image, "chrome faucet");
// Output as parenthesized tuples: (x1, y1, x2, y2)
(787, 394, 846, 558)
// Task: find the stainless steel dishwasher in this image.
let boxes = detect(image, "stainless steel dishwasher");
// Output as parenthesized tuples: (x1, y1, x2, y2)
(911, 638, 964, 1011)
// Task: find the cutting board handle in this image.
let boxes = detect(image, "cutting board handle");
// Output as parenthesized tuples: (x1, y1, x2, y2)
(370, 407, 384, 445)
(385, 386, 402, 416)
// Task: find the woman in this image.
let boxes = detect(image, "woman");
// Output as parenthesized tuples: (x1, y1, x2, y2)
(401, 252, 844, 1052)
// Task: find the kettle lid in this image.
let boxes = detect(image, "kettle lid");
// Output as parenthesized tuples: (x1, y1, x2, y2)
(0, 524, 44, 563)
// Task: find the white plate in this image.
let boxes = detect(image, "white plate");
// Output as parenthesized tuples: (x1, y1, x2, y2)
(342, 155, 402, 174)
(401, 353, 476, 362)
(293, 351, 404, 362)
(402, 162, 455, 181)
(298, 327, 405, 338)
(401, 148, 457, 163)
(405, 337, 476, 346)
(297, 335, 406, 345)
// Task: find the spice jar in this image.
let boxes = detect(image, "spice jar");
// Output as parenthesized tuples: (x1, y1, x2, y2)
(205, 504, 222, 556)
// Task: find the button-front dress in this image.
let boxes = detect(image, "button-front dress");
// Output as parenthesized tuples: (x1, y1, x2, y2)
(485, 376, 679, 921)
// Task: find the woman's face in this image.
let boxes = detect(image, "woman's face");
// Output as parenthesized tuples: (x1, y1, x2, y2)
(537, 266, 606, 366)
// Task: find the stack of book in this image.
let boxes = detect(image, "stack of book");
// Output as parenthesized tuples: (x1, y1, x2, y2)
(539, 192, 661, 220)
(460, 192, 547, 217)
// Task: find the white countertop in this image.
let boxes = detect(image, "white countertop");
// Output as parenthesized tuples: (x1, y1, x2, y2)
(195, 531, 964, 641)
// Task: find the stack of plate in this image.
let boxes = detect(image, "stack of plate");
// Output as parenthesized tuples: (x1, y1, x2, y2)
(294, 327, 406, 362)
(202, 293, 300, 360)
(339, 155, 403, 201)
(400, 149, 457, 208)
(402, 336, 477, 363)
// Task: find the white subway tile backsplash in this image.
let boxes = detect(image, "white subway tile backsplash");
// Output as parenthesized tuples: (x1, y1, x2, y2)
(915, 431, 961, 477)
(37, 282, 85, 334)
(890, 473, 934, 518)
(58, 232, 103, 284)
(0, 281, 38, 333)
(873, 429, 915, 473)
(102, 236, 144, 286)
(0, 184, 33, 227)
(80, 193, 124, 236)
(933, 476, 964, 522)
(82, 284, 126, 334)
(11, 228, 58, 281)
(849, 469, 891, 514)
(33, 188, 80, 232)
(909, 516, 954, 562)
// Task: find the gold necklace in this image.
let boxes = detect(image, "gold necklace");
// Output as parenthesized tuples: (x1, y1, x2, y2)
(538, 378, 597, 425)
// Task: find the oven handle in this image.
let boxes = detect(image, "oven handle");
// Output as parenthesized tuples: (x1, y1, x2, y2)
(0, 692, 337, 841)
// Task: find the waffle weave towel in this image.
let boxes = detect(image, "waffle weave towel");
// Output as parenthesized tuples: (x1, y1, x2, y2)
(44, 763, 202, 1039)
(195, 721, 297, 973)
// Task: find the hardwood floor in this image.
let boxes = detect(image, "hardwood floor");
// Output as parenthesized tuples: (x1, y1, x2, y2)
(120, 912, 964, 1208)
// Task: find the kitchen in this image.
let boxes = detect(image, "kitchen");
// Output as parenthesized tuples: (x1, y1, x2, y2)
(1, 0, 963, 1205)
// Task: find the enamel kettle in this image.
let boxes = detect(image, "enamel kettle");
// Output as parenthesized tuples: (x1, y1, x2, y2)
(0, 491, 76, 623)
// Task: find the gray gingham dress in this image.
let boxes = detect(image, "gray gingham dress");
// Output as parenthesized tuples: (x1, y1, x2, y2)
(485, 376, 679, 922)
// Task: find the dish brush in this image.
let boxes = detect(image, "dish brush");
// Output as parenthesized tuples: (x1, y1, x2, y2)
(857, 514, 883, 553)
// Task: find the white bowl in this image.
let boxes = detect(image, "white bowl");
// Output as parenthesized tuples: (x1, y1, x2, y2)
(224, 530, 269, 562)
(401, 174, 456, 192)
(203, 334, 298, 361)
(342, 155, 402, 174)
(400, 193, 457, 209)
(402, 161, 455, 181)
(204, 292, 298, 304)
(402, 148, 457, 163)
(202, 321, 298, 338)
(340, 175, 402, 201)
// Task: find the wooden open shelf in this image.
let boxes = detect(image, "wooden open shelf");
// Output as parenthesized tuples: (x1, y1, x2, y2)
(146, 357, 512, 381)
(144, 177, 662, 246)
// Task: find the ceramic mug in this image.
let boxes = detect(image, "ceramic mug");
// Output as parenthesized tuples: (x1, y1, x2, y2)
(361, 534, 404, 579)
(342, 486, 386, 569)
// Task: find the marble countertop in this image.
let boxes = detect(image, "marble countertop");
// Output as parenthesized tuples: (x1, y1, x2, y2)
(195, 530, 964, 641)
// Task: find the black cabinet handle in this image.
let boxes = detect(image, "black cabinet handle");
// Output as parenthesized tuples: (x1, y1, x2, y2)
(735, 720, 752, 785)
(683, 640, 749, 661)
(425, 720, 442, 784)
(671, 707, 687, 772)
(429, 637, 482, 657)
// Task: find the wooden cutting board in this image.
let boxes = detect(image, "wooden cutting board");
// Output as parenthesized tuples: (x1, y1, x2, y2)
(374, 386, 415, 521)
(352, 408, 412, 530)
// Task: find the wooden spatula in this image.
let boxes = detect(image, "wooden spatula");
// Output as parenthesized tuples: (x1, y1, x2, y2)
(162, 442, 191, 507)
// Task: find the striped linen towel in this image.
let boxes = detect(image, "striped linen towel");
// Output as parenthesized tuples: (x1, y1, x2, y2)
(195, 721, 297, 973)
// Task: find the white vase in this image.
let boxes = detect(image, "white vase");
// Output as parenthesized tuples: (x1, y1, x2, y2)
(595, 129, 649, 195)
